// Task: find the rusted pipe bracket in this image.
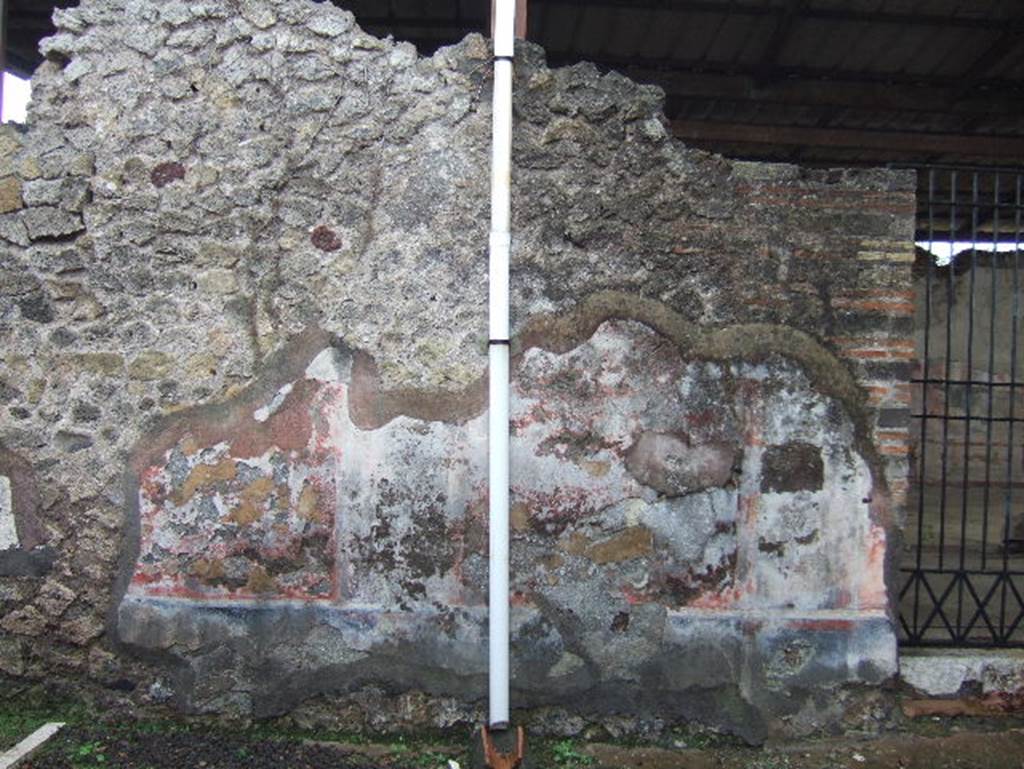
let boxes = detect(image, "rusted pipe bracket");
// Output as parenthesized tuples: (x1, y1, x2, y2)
(481, 724, 526, 769)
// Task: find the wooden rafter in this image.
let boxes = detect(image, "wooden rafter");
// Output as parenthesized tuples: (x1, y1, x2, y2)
(755, 0, 806, 86)
(533, 0, 1023, 32)
(671, 119, 1024, 160)
(544, 50, 1024, 93)
(1, 0, 6, 119)
(953, 20, 1024, 103)
(622, 70, 1024, 117)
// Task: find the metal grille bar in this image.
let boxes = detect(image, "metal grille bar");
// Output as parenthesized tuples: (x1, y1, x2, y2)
(899, 166, 1024, 648)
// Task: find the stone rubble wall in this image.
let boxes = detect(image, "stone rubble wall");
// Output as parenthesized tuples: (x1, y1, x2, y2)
(0, 0, 914, 742)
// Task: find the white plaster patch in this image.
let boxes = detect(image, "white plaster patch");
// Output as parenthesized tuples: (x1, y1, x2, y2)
(254, 382, 294, 422)
(0, 475, 17, 551)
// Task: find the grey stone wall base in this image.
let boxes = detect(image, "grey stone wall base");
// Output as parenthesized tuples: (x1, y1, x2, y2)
(118, 597, 895, 743)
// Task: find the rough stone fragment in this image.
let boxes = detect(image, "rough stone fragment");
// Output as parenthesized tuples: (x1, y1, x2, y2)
(23, 206, 85, 240)
(72, 402, 102, 423)
(38, 33, 79, 59)
(18, 293, 55, 323)
(61, 613, 106, 646)
(55, 431, 94, 453)
(52, 7, 87, 33)
(310, 225, 342, 252)
(69, 353, 124, 376)
(158, 2, 193, 26)
(0, 213, 29, 246)
(239, 0, 277, 29)
(625, 432, 737, 496)
(0, 176, 23, 213)
(585, 526, 654, 564)
(35, 579, 77, 616)
(1, 605, 47, 635)
(761, 442, 825, 493)
(150, 162, 186, 188)
(307, 12, 352, 37)
(124, 27, 167, 56)
(0, 636, 26, 676)
(196, 269, 238, 294)
(22, 178, 90, 211)
(129, 351, 174, 381)
(64, 58, 93, 83)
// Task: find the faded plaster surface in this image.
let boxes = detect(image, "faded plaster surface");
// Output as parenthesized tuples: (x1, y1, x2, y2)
(117, 316, 895, 740)
(0, 0, 914, 742)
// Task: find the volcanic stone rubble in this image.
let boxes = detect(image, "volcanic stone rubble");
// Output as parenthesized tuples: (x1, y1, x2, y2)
(0, 0, 915, 743)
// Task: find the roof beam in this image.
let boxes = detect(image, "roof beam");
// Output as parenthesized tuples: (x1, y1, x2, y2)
(952, 22, 1024, 102)
(670, 119, 1024, 159)
(756, 0, 805, 84)
(531, 0, 1022, 32)
(624, 69, 1024, 117)
(545, 50, 1024, 92)
(1, 0, 6, 122)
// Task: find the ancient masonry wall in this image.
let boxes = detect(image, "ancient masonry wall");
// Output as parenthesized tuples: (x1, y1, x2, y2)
(0, 0, 914, 742)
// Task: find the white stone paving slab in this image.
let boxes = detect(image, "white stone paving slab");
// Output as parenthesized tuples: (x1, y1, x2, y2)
(901, 649, 1024, 696)
(0, 722, 65, 769)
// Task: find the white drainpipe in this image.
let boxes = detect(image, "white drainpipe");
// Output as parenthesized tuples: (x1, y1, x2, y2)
(488, 0, 515, 730)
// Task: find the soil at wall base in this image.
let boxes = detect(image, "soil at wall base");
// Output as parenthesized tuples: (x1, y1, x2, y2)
(11, 720, 1024, 769)
(20, 725, 385, 769)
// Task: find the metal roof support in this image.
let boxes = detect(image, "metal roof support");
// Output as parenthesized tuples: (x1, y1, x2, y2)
(1, 0, 6, 121)
(671, 119, 1024, 160)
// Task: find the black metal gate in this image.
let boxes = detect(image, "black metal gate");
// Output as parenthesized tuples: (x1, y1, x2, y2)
(899, 166, 1024, 647)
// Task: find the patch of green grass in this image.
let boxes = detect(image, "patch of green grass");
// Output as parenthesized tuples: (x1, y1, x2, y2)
(549, 738, 595, 769)
(667, 724, 744, 750)
(745, 753, 793, 769)
(390, 735, 412, 754)
(0, 700, 93, 751)
(404, 748, 452, 768)
(69, 739, 108, 767)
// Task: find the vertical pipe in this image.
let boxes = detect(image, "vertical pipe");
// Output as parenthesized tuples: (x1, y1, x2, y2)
(488, 0, 515, 730)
